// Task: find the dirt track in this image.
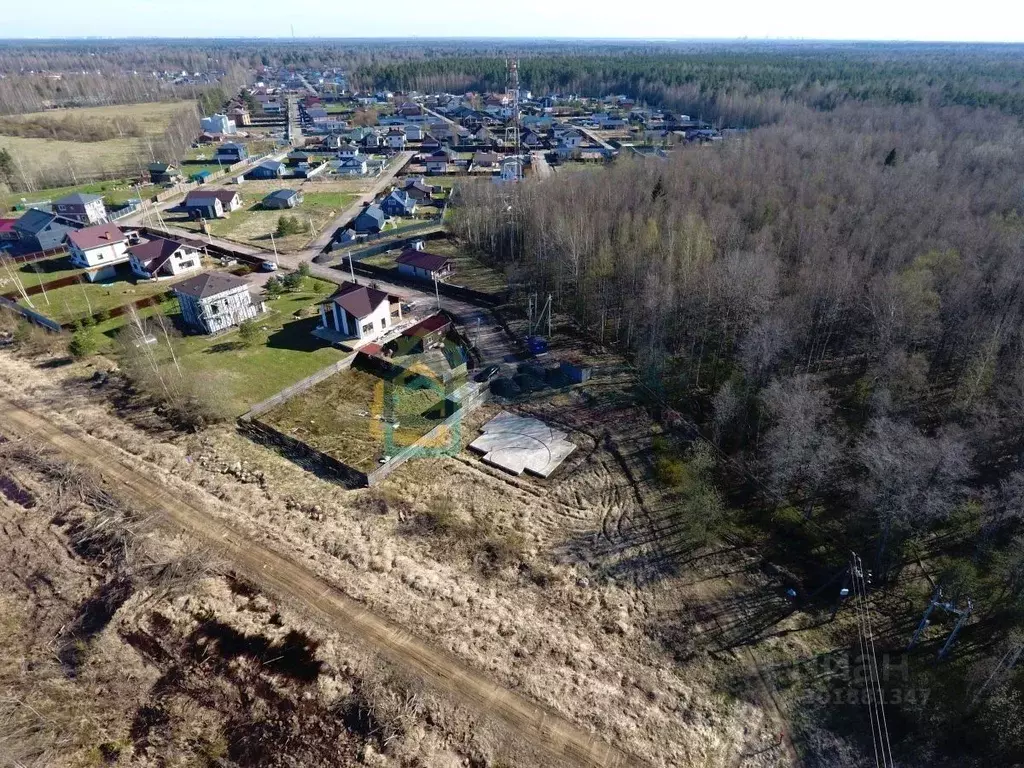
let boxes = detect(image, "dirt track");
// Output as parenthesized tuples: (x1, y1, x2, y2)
(0, 395, 644, 768)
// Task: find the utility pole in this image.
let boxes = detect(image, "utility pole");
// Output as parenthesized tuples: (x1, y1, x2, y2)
(270, 232, 279, 264)
(433, 273, 440, 310)
(908, 586, 973, 659)
(348, 251, 356, 282)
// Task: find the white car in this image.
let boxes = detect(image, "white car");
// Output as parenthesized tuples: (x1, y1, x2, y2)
(261, 261, 279, 272)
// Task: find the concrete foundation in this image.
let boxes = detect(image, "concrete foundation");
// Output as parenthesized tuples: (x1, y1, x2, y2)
(469, 411, 576, 478)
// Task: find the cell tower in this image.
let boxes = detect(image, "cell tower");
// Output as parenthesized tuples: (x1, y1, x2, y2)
(503, 58, 522, 181)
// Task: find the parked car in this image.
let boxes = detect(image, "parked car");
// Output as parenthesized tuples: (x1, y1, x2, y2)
(475, 364, 500, 383)
(261, 261, 279, 272)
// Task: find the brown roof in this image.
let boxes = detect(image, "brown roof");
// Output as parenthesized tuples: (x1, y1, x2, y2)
(66, 223, 125, 251)
(172, 271, 249, 300)
(402, 313, 451, 338)
(328, 281, 390, 319)
(396, 249, 452, 273)
(128, 237, 184, 271)
(185, 189, 239, 206)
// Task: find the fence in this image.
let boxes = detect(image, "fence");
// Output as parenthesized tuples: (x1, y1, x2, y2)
(365, 384, 488, 486)
(240, 418, 369, 488)
(349, 259, 507, 308)
(0, 245, 67, 265)
(241, 352, 358, 420)
(0, 295, 62, 332)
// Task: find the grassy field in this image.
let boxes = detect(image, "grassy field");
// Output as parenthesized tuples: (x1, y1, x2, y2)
(169, 278, 343, 415)
(18, 272, 177, 325)
(172, 190, 358, 252)
(0, 101, 197, 182)
(0, 179, 153, 214)
(0, 255, 84, 293)
(262, 365, 449, 472)
(362, 238, 506, 294)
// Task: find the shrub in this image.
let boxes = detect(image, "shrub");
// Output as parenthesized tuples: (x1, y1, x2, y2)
(68, 327, 99, 359)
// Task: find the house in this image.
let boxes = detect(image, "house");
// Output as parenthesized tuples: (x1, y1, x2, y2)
(286, 150, 312, 167)
(54, 193, 107, 225)
(474, 126, 494, 144)
(396, 248, 453, 282)
(398, 103, 423, 118)
(66, 223, 129, 281)
(332, 228, 358, 249)
(334, 156, 369, 176)
(386, 127, 407, 149)
(402, 123, 424, 141)
(0, 218, 18, 242)
(380, 190, 416, 217)
(128, 237, 202, 279)
(227, 105, 252, 127)
(424, 150, 451, 175)
(336, 142, 360, 159)
(420, 134, 441, 152)
(246, 160, 285, 180)
(190, 169, 212, 184)
(148, 162, 182, 184)
(521, 130, 544, 148)
(183, 189, 242, 219)
(262, 189, 303, 209)
(173, 271, 263, 334)
(472, 151, 500, 169)
(318, 281, 399, 341)
(401, 177, 435, 202)
(13, 209, 79, 252)
(214, 142, 248, 164)
(201, 114, 236, 135)
(352, 205, 386, 234)
(361, 131, 382, 149)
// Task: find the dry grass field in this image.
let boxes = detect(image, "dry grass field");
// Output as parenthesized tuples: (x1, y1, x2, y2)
(0, 101, 196, 183)
(0, 338, 797, 767)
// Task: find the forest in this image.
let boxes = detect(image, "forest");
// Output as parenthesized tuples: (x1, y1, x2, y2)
(449, 54, 1024, 766)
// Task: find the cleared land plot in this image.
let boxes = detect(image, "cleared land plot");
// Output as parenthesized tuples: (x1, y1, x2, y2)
(0, 101, 197, 180)
(262, 366, 453, 472)
(173, 190, 358, 252)
(363, 238, 506, 294)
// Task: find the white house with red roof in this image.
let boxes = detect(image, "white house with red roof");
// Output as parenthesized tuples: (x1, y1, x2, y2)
(127, 237, 202, 280)
(65, 223, 129, 281)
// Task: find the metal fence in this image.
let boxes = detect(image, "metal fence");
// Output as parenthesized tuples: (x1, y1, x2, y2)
(0, 295, 62, 333)
(241, 352, 357, 420)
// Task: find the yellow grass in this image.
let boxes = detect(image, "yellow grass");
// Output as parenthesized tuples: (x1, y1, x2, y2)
(0, 101, 196, 181)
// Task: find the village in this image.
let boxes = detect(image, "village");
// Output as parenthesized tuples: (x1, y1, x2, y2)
(0, 64, 727, 488)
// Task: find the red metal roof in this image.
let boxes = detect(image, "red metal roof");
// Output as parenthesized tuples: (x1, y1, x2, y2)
(396, 249, 452, 273)
(0, 218, 17, 234)
(66, 223, 126, 251)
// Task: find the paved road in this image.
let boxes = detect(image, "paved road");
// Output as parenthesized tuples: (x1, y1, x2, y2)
(0, 397, 644, 768)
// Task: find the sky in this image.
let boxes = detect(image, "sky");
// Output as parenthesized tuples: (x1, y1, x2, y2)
(3, 0, 1023, 43)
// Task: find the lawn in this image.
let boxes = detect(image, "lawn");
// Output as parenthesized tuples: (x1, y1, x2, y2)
(172, 190, 358, 252)
(18, 273, 177, 325)
(170, 279, 344, 415)
(0, 101, 198, 183)
(362, 238, 506, 294)
(262, 364, 450, 472)
(0, 255, 84, 293)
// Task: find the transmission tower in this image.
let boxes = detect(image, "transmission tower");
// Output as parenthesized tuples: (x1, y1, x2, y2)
(503, 58, 522, 181)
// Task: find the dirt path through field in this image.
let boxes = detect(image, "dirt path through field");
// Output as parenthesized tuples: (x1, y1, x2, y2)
(0, 395, 644, 768)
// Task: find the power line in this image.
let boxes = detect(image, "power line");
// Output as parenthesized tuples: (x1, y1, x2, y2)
(851, 552, 895, 767)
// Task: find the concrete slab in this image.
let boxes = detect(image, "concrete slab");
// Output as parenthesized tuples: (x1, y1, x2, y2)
(469, 411, 575, 478)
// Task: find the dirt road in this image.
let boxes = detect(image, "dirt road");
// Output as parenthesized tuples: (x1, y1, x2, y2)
(0, 396, 643, 768)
